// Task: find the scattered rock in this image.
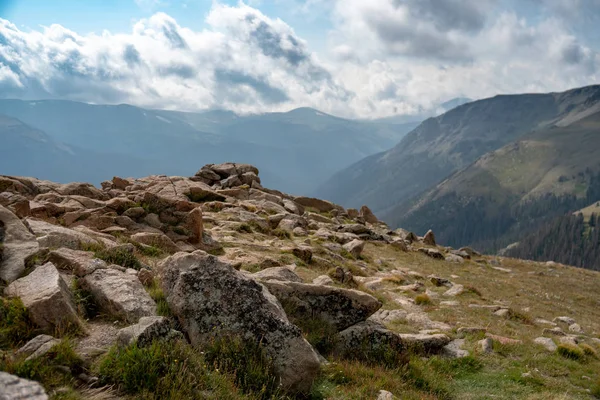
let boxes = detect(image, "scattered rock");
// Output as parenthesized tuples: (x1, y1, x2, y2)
(159, 251, 320, 394)
(494, 308, 510, 317)
(478, 338, 494, 353)
(291, 246, 313, 264)
(359, 205, 378, 224)
(342, 239, 365, 258)
(0, 371, 48, 400)
(534, 337, 557, 352)
(0, 205, 40, 283)
(377, 390, 394, 400)
(130, 232, 179, 253)
(390, 239, 408, 251)
(16, 335, 60, 361)
(262, 280, 382, 332)
(429, 275, 452, 287)
(419, 248, 444, 260)
(568, 323, 583, 333)
(252, 266, 303, 283)
(26, 218, 101, 250)
(445, 254, 465, 264)
(443, 339, 469, 358)
(5, 262, 83, 333)
(443, 284, 464, 297)
(543, 327, 567, 337)
(312, 275, 334, 286)
(397, 333, 452, 353)
(117, 316, 172, 347)
(369, 309, 408, 325)
(423, 230, 436, 246)
(81, 268, 157, 323)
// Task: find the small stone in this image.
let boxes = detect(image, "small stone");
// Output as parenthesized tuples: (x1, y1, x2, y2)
(478, 338, 493, 353)
(117, 316, 171, 347)
(568, 323, 583, 333)
(494, 308, 510, 317)
(443, 284, 464, 297)
(292, 246, 313, 264)
(533, 337, 557, 352)
(342, 239, 365, 258)
(16, 335, 60, 361)
(543, 327, 566, 337)
(312, 275, 334, 286)
(377, 390, 394, 400)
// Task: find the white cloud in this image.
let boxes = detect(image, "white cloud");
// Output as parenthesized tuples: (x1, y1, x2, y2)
(0, 1, 598, 119)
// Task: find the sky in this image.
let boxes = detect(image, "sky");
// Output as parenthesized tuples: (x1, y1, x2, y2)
(0, 0, 599, 118)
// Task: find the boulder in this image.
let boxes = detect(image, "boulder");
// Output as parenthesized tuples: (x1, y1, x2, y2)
(359, 205, 379, 224)
(445, 254, 465, 264)
(117, 316, 172, 347)
(81, 268, 157, 323)
(262, 281, 382, 332)
(333, 320, 404, 358)
(252, 266, 303, 283)
(5, 262, 82, 332)
(159, 251, 320, 394)
(47, 248, 94, 276)
(26, 218, 100, 250)
(443, 284, 464, 297)
(0, 372, 48, 400)
(312, 275, 334, 286)
(282, 199, 303, 215)
(418, 248, 444, 259)
(130, 232, 179, 253)
(369, 309, 408, 325)
(186, 207, 204, 244)
(0, 205, 40, 283)
(342, 239, 365, 258)
(443, 339, 469, 358)
(534, 337, 557, 352)
(16, 335, 60, 361)
(423, 230, 436, 246)
(391, 239, 408, 252)
(291, 246, 313, 264)
(293, 196, 337, 213)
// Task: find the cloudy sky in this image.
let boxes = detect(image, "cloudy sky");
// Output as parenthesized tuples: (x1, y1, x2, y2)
(0, 0, 599, 118)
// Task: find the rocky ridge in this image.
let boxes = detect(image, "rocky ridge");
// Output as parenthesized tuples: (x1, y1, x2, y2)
(1, 163, 600, 399)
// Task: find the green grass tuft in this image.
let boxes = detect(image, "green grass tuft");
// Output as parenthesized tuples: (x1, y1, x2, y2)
(97, 339, 242, 399)
(415, 293, 432, 306)
(94, 247, 142, 270)
(557, 343, 585, 360)
(71, 279, 99, 320)
(203, 335, 282, 398)
(0, 298, 39, 349)
(272, 228, 292, 240)
(147, 279, 172, 317)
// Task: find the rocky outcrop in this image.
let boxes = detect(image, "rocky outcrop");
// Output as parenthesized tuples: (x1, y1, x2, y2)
(0, 205, 39, 283)
(159, 251, 321, 394)
(5, 262, 82, 333)
(0, 372, 48, 400)
(26, 218, 104, 250)
(262, 281, 382, 332)
(81, 268, 157, 323)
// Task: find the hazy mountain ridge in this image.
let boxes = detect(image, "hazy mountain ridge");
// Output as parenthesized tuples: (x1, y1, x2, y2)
(0, 100, 415, 194)
(316, 85, 600, 215)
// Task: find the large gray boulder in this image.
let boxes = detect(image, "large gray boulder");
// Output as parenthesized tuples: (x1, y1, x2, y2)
(0, 205, 40, 283)
(262, 281, 382, 332)
(81, 268, 157, 323)
(159, 251, 321, 395)
(5, 262, 82, 333)
(0, 371, 48, 400)
(252, 266, 303, 283)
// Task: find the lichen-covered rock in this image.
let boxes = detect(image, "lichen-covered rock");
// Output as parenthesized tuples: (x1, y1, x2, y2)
(81, 268, 156, 323)
(159, 251, 320, 394)
(333, 320, 404, 358)
(5, 263, 83, 333)
(0, 205, 40, 283)
(117, 316, 172, 347)
(0, 371, 48, 400)
(262, 281, 381, 332)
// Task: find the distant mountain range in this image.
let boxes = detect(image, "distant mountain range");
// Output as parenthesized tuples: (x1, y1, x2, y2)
(316, 84, 600, 266)
(0, 100, 418, 194)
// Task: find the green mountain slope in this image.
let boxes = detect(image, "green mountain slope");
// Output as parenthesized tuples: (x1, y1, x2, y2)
(316, 85, 600, 214)
(392, 110, 600, 253)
